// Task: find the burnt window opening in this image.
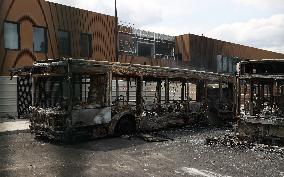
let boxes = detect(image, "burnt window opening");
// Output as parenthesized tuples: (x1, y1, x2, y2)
(73, 74, 90, 103)
(34, 77, 69, 109)
(4, 22, 20, 50)
(80, 33, 92, 57)
(240, 82, 280, 116)
(207, 83, 231, 103)
(143, 81, 158, 105)
(142, 79, 196, 104)
(138, 42, 154, 58)
(112, 77, 137, 106)
(168, 81, 185, 102)
(186, 83, 197, 101)
(33, 26, 47, 53)
(239, 61, 284, 117)
(58, 30, 71, 56)
(168, 81, 197, 103)
(241, 61, 284, 75)
(73, 74, 108, 108)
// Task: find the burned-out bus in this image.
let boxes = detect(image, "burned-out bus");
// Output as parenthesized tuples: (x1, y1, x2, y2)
(237, 60, 284, 142)
(11, 59, 235, 141)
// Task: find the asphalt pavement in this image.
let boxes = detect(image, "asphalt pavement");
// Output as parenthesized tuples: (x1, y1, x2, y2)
(0, 127, 283, 177)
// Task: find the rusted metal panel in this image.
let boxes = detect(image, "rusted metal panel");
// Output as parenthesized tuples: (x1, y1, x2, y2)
(0, 0, 116, 76)
(175, 34, 284, 72)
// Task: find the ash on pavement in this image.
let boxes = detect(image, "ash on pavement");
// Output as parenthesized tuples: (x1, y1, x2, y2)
(0, 127, 283, 177)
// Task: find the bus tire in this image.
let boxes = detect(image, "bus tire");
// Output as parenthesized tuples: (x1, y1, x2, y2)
(114, 116, 136, 136)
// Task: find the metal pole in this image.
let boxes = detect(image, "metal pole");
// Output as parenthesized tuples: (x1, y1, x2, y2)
(115, 0, 119, 104)
(115, 0, 118, 62)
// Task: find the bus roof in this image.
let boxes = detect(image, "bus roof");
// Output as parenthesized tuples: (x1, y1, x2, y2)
(11, 59, 235, 83)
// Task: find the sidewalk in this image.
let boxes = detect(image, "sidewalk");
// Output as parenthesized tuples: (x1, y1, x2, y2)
(0, 119, 30, 134)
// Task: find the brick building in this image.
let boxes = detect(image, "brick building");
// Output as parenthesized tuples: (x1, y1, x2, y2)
(0, 0, 284, 115)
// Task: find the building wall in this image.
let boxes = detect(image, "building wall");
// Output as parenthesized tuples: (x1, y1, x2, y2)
(2, 0, 283, 76)
(175, 34, 284, 72)
(118, 26, 177, 67)
(0, 76, 17, 115)
(0, 0, 177, 77)
(0, 0, 116, 76)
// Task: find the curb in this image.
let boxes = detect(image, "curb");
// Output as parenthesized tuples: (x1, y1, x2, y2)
(0, 129, 30, 136)
(0, 120, 30, 136)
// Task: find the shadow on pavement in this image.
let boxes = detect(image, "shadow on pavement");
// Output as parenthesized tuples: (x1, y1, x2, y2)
(43, 125, 231, 153)
(0, 134, 12, 177)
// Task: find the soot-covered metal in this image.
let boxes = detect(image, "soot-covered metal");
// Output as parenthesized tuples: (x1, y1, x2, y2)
(10, 59, 235, 142)
(238, 60, 284, 144)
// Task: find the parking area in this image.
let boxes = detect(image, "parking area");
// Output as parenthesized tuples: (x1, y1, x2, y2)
(0, 127, 283, 177)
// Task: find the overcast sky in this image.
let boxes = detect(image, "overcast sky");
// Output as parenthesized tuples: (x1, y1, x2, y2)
(48, 0, 284, 53)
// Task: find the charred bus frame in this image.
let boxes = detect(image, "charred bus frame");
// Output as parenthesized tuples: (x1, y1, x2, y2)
(237, 60, 284, 143)
(11, 59, 235, 141)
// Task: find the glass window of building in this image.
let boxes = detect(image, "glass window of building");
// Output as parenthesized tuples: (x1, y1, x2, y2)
(4, 22, 19, 50)
(33, 27, 47, 53)
(138, 42, 154, 58)
(58, 30, 71, 56)
(80, 33, 92, 57)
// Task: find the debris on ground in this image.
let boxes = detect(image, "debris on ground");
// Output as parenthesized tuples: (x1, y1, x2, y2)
(1, 127, 283, 177)
(206, 134, 247, 147)
(137, 132, 174, 142)
(206, 134, 284, 156)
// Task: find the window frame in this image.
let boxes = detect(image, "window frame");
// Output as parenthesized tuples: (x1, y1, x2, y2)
(80, 33, 93, 58)
(3, 21, 21, 51)
(32, 25, 48, 53)
(58, 30, 71, 56)
(137, 41, 154, 58)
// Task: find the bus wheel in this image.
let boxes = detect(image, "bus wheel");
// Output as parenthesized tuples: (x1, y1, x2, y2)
(114, 116, 136, 136)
